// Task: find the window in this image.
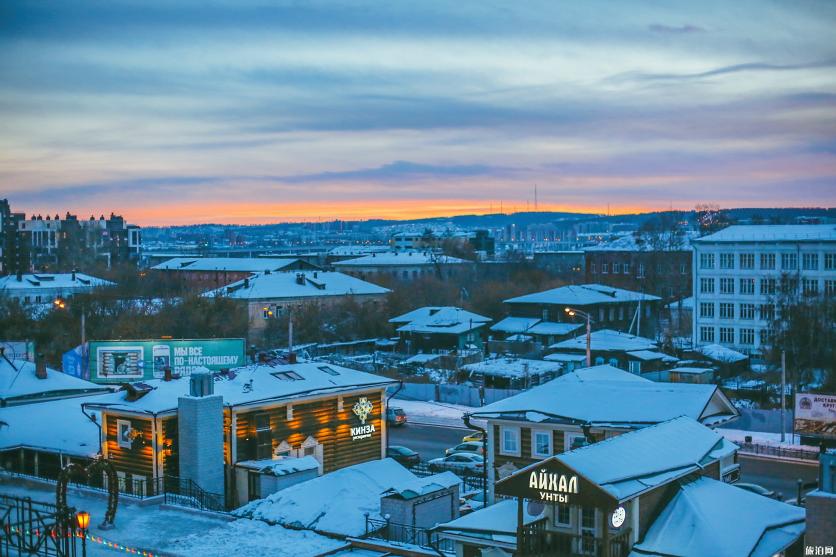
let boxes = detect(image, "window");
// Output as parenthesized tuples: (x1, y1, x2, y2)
(590, 263, 597, 274)
(739, 253, 754, 270)
(554, 504, 571, 526)
(759, 304, 775, 321)
(802, 279, 818, 296)
(532, 430, 552, 458)
(318, 365, 340, 376)
(825, 253, 836, 271)
(719, 327, 734, 344)
(542, 309, 550, 321)
(637, 264, 645, 278)
(601, 263, 608, 274)
(680, 263, 687, 275)
(272, 370, 304, 381)
(612, 263, 620, 274)
(827, 280, 836, 297)
(740, 303, 755, 320)
(719, 303, 734, 319)
(116, 419, 134, 449)
(759, 329, 772, 346)
(739, 328, 755, 345)
(739, 278, 755, 295)
(623, 263, 630, 274)
(760, 278, 776, 295)
(720, 278, 734, 294)
(501, 427, 520, 456)
(608, 308, 615, 321)
(262, 306, 273, 319)
(255, 413, 272, 460)
(720, 253, 734, 269)
(699, 253, 715, 269)
(802, 253, 819, 271)
(700, 326, 715, 343)
(781, 253, 797, 270)
(628, 360, 641, 374)
(700, 278, 715, 294)
(581, 508, 596, 530)
(699, 302, 715, 318)
(760, 253, 776, 270)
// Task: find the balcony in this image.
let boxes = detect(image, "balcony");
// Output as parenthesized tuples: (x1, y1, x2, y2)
(519, 518, 631, 557)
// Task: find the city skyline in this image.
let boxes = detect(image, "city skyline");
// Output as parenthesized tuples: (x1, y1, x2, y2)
(2, 1, 836, 225)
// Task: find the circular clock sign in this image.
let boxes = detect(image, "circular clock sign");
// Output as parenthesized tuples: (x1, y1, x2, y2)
(611, 506, 626, 528)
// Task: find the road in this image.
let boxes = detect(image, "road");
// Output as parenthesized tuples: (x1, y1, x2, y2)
(390, 423, 820, 500)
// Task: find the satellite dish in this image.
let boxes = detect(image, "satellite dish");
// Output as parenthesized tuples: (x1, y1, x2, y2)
(527, 500, 545, 517)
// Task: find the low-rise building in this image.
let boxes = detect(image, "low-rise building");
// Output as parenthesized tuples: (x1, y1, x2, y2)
(0, 353, 110, 406)
(462, 357, 564, 389)
(548, 329, 678, 373)
(333, 251, 474, 283)
(0, 272, 114, 305)
(502, 284, 662, 338)
(151, 257, 318, 289)
(389, 307, 491, 353)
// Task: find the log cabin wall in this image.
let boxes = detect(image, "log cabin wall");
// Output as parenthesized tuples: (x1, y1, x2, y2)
(103, 414, 155, 484)
(233, 389, 385, 473)
(162, 416, 179, 478)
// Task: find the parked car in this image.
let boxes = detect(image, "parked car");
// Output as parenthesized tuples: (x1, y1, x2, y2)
(428, 453, 484, 474)
(462, 431, 486, 443)
(387, 445, 420, 467)
(459, 490, 487, 514)
(734, 482, 784, 501)
(445, 441, 485, 457)
(387, 407, 407, 426)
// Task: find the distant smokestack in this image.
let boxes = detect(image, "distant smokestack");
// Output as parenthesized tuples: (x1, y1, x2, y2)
(35, 353, 47, 380)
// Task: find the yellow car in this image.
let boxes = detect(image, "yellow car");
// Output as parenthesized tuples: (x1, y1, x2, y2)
(462, 431, 486, 443)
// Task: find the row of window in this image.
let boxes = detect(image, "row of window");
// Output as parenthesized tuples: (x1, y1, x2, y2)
(699, 252, 836, 271)
(541, 304, 652, 323)
(699, 326, 767, 346)
(590, 262, 688, 276)
(699, 302, 776, 321)
(699, 277, 834, 296)
(500, 426, 587, 458)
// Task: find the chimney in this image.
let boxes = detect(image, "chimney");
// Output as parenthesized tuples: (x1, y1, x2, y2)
(35, 353, 47, 379)
(313, 271, 318, 278)
(287, 352, 297, 364)
(71, 270, 76, 281)
(296, 273, 306, 285)
(164, 366, 173, 382)
(189, 370, 214, 397)
(243, 277, 250, 288)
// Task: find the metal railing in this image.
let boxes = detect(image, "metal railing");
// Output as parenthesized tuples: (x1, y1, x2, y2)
(364, 515, 455, 554)
(0, 494, 82, 557)
(409, 461, 486, 492)
(737, 442, 821, 461)
(158, 477, 227, 513)
(520, 518, 632, 557)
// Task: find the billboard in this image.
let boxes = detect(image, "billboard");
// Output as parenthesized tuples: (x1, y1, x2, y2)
(794, 393, 836, 441)
(88, 338, 246, 383)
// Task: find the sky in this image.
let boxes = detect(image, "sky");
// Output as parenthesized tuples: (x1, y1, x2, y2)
(1, 0, 835, 226)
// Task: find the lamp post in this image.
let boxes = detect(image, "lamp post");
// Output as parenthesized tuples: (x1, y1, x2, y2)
(565, 307, 592, 368)
(76, 510, 90, 556)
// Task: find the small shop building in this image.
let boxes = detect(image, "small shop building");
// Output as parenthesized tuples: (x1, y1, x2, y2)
(436, 417, 805, 557)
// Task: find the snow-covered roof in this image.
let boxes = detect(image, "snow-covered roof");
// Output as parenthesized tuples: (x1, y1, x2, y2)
(627, 350, 679, 362)
(402, 353, 441, 365)
(527, 322, 582, 336)
(543, 352, 588, 363)
(235, 458, 416, 537)
(391, 307, 491, 334)
(334, 251, 470, 267)
(490, 316, 541, 334)
(693, 224, 836, 243)
(630, 476, 806, 557)
(0, 395, 104, 457)
(584, 232, 694, 252)
(470, 365, 738, 427)
(381, 471, 461, 500)
(0, 273, 114, 291)
(552, 417, 738, 502)
(1, 358, 110, 404)
(697, 344, 748, 363)
(204, 271, 389, 300)
(550, 329, 658, 352)
(434, 499, 541, 545)
(463, 358, 563, 379)
(505, 334, 534, 342)
(152, 257, 306, 272)
(85, 362, 396, 415)
(666, 296, 694, 310)
(669, 366, 714, 375)
(236, 456, 320, 476)
(328, 245, 390, 256)
(505, 283, 660, 306)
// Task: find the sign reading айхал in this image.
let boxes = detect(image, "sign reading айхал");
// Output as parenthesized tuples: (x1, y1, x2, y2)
(87, 338, 246, 383)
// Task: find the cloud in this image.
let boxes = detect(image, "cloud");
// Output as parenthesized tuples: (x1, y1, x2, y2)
(278, 160, 521, 183)
(616, 60, 836, 82)
(648, 23, 706, 34)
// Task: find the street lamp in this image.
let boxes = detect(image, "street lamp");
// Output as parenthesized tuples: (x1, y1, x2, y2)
(564, 307, 592, 368)
(76, 510, 90, 556)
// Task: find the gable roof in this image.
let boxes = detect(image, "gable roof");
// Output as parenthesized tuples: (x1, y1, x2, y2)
(470, 365, 738, 427)
(550, 329, 658, 352)
(697, 344, 748, 363)
(0, 358, 109, 404)
(693, 224, 836, 243)
(381, 471, 461, 500)
(334, 251, 470, 267)
(391, 307, 491, 335)
(204, 271, 389, 300)
(0, 273, 114, 291)
(631, 476, 806, 557)
(84, 362, 396, 415)
(463, 358, 563, 379)
(505, 284, 660, 306)
(151, 257, 309, 273)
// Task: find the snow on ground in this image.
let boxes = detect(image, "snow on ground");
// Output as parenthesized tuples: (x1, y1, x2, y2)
(235, 458, 416, 537)
(169, 519, 343, 557)
(718, 428, 819, 452)
(390, 398, 476, 428)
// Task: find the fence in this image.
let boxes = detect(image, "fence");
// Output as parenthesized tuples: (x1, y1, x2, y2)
(0, 493, 82, 557)
(409, 462, 486, 493)
(364, 515, 455, 554)
(736, 442, 821, 461)
(398, 383, 521, 407)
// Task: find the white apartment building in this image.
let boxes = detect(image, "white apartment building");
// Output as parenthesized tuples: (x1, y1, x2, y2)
(692, 225, 836, 356)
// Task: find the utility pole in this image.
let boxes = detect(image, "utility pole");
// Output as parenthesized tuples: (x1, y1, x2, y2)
(781, 350, 787, 443)
(585, 314, 591, 367)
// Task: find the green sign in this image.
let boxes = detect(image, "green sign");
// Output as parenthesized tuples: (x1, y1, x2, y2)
(87, 338, 246, 383)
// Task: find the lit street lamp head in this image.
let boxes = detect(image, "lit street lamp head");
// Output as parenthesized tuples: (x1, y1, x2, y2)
(76, 510, 90, 530)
